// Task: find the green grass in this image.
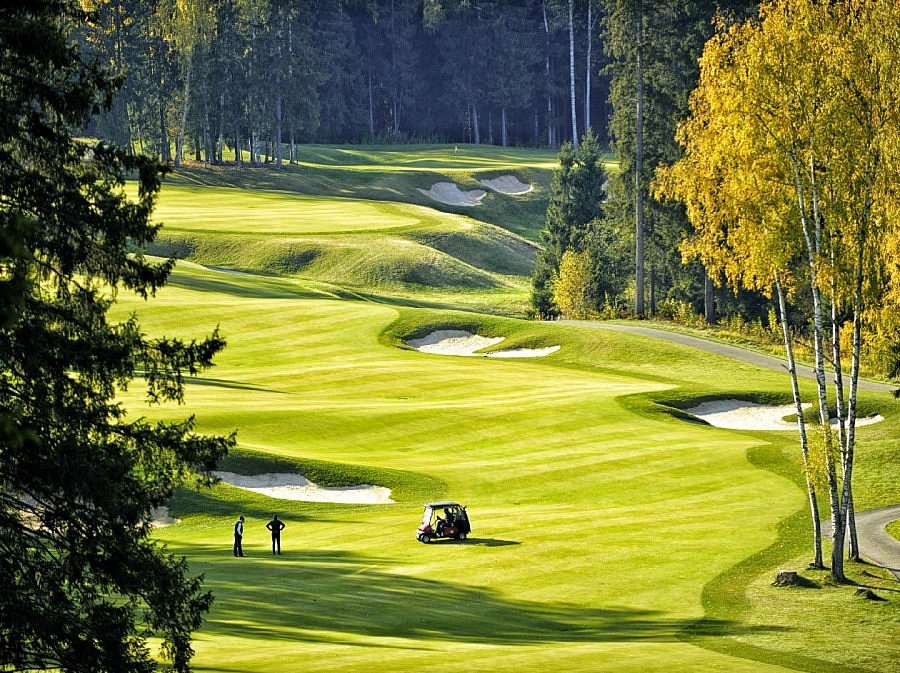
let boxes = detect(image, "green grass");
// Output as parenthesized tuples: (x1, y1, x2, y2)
(106, 145, 899, 672)
(165, 143, 569, 241)
(141, 183, 537, 314)
(108, 260, 899, 673)
(888, 520, 900, 542)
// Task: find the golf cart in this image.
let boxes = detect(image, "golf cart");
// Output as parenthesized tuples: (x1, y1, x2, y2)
(416, 501, 471, 543)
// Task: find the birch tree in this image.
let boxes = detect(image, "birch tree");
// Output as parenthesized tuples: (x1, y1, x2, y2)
(159, 0, 213, 167)
(657, 0, 900, 581)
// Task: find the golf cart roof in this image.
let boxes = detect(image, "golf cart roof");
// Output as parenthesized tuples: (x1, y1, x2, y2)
(424, 501, 463, 509)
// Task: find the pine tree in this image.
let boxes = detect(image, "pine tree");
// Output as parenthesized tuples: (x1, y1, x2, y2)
(0, 2, 234, 669)
(531, 128, 607, 317)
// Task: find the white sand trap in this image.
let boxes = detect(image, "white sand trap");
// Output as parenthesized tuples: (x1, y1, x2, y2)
(406, 330, 559, 358)
(150, 506, 180, 528)
(685, 399, 884, 431)
(407, 330, 504, 355)
(213, 471, 394, 504)
(480, 175, 533, 195)
(417, 182, 486, 206)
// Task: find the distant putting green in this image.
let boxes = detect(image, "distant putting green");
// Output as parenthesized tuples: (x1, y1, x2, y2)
(151, 185, 457, 235)
(114, 146, 898, 673)
(164, 143, 571, 240)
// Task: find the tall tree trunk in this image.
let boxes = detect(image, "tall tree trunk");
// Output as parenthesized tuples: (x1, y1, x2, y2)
(389, 0, 401, 138)
(634, 0, 645, 316)
(830, 274, 858, 559)
(275, 94, 283, 168)
(704, 272, 715, 324)
(234, 123, 241, 166)
(585, 0, 592, 132)
(841, 206, 869, 565)
(368, 69, 375, 137)
(568, 0, 578, 146)
(501, 108, 508, 147)
(159, 100, 169, 163)
(776, 275, 825, 568)
(543, 1, 553, 147)
(175, 66, 191, 168)
(842, 300, 863, 562)
(472, 102, 481, 145)
(217, 93, 225, 164)
(203, 103, 211, 165)
(791, 151, 842, 581)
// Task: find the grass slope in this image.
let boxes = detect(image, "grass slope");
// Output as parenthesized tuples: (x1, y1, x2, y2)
(164, 143, 577, 241)
(110, 258, 899, 673)
(143, 182, 538, 314)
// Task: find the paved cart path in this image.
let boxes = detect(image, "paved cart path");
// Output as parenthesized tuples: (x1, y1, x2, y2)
(557, 320, 896, 393)
(822, 506, 900, 581)
(557, 320, 900, 580)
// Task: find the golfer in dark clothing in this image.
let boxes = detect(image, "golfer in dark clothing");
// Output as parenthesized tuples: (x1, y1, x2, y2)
(266, 514, 286, 555)
(233, 515, 245, 557)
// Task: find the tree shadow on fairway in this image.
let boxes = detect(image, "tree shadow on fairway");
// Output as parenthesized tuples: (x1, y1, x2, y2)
(195, 546, 787, 647)
(185, 376, 285, 394)
(165, 271, 331, 300)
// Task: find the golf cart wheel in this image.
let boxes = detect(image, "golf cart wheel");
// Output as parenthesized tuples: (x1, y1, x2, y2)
(419, 534, 430, 544)
(457, 532, 467, 541)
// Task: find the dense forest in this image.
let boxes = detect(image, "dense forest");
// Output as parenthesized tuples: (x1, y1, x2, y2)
(81, 0, 616, 155)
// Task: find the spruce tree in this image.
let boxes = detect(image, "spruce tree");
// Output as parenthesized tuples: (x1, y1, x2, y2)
(531, 129, 606, 318)
(0, 2, 233, 670)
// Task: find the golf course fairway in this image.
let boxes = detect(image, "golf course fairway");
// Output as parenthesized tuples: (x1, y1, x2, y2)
(110, 146, 898, 673)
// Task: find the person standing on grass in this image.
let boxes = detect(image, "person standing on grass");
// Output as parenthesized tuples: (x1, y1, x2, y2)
(266, 514, 286, 555)
(233, 515, 245, 557)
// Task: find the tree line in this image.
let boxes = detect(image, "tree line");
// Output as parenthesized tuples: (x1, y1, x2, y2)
(79, 0, 623, 163)
(532, 0, 759, 323)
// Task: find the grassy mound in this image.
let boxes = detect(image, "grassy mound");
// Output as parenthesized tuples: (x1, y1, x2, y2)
(145, 184, 537, 302)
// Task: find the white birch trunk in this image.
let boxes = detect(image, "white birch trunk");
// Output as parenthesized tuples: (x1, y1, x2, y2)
(568, 0, 578, 146)
(840, 200, 870, 565)
(585, 0, 592, 132)
(790, 151, 843, 580)
(776, 276, 825, 568)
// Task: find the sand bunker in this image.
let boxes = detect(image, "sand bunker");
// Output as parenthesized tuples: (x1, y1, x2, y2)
(480, 175, 533, 195)
(685, 399, 883, 431)
(213, 471, 395, 504)
(406, 330, 559, 358)
(150, 506, 180, 528)
(417, 182, 486, 206)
